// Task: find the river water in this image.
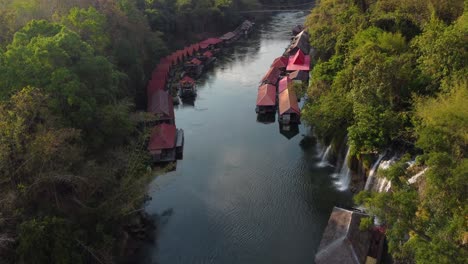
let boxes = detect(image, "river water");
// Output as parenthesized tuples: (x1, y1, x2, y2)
(143, 12, 353, 264)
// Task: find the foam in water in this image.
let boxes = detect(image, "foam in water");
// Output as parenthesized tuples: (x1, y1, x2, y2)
(332, 146, 351, 191)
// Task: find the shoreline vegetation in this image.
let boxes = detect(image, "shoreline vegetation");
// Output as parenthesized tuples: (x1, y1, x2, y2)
(0, 0, 312, 263)
(304, 0, 467, 263)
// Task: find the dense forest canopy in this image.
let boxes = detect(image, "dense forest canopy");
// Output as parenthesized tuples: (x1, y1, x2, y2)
(0, 0, 312, 263)
(304, 0, 467, 263)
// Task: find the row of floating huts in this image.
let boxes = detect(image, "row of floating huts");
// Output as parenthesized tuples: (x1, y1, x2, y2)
(255, 28, 311, 129)
(145, 20, 254, 162)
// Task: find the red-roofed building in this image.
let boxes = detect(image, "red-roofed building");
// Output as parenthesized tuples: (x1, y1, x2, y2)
(278, 88, 300, 124)
(179, 75, 196, 98)
(147, 78, 166, 98)
(220, 32, 238, 44)
(148, 124, 176, 152)
(203, 51, 213, 58)
(184, 58, 204, 78)
(147, 123, 184, 162)
(271, 56, 288, 70)
(289, 70, 309, 83)
(187, 45, 194, 57)
(147, 89, 175, 124)
(256, 84, 277, 114)
(278, 76, 292, 94)
(261, 67, 281, 85)
(200, 38, 223, 49)
(287, 49, 310, 71)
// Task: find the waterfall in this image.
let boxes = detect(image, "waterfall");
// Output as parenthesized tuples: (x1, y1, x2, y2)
(364, 153, 386, 191)
(332, 146, 351, 191)
(368, 155, 398, 192)
(408, 168, 428, 184)
(317, 145, 332, 167)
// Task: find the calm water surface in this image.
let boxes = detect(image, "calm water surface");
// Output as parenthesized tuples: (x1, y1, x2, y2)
(144, 12, 353, 264)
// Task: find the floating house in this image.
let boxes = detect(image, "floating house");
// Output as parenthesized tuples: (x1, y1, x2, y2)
(220, 32, 238, 45)
(147, 123, 184, 162)
(289, 70, 309, 83)
(199, 38, 223, 50)
(261, 67, 281, 85)
(184, 58, 204, 78)
(178, 75, 196, 98)
(239, 20, 254, 35)
(271, 56, 289, 72)
(147, 78, 166, 98)
(315, 207, 372, 264)
(287, 49, 310, 72)
(292, 24, 305, 36)
(286, 30, 310, 56)
(278, 88, 300, 125)
(147, 89, 175, 125)
(256, 84, 277, 114)
(278, 76, 292, 94)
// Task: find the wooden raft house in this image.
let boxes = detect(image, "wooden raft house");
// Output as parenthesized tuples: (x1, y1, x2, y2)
(178, 75, 196, 98)
(184, 58, 204, 78)
(287, 49, 310, 72)
(256, 84, 277, 114)
(147, 124, 184, 163)
(278, 88, 300, 125)
(147, 89, 175, 125)
(261, 67, 282, 86)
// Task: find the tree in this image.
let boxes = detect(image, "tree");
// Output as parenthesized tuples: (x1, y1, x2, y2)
(0, 20, 129, 149)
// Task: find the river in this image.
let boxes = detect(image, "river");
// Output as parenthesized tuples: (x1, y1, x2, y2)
(143, 12, 353, 264)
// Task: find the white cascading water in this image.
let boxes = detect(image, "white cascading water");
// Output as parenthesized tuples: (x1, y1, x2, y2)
(317, 145, 332, 167)
(364, 153, 386, 191)
(332, 146, 351, 191)
(371, 155, 398, 192)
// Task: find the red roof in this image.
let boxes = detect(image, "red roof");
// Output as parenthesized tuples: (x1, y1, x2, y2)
(287, 49, 310, 71)
(256, 84, 276, 106)
(147, 89, 175, 121)
(180, 75, 195, 84)
(182, 47, 190, 57)
(187, 45, 194, 56)
(200, 38, 222, 49)
(152, 70, 168, 81)
(148, 123, 176, 151)
(279, 89, 300, 115)
(169, 53, 178, 65)
(261, 67, 281, 85)
(203, 51, 213, 58)
(278, 76, 292, 93)
(153, 63, 170, 76)
(271, 56, 288, 69)
(192, 43, 200, 51)
(188, 58, 202, 65)
(147, 78, 166, 96)
(177, 50, 185, 62)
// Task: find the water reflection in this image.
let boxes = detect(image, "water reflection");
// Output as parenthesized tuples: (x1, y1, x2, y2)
(256, 113, 276, 124)
(144, 12, 353, 264)
(279, 123, 300, 140)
